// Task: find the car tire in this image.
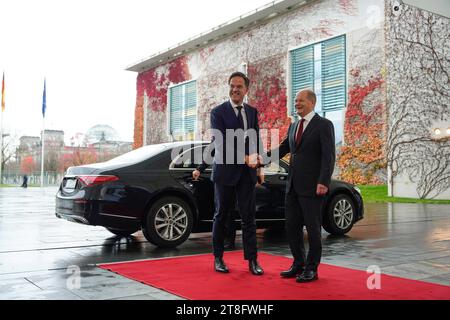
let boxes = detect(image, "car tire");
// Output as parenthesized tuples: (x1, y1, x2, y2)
(142, 196, 193, 248)
(323, 194, 355, 235)
(106, 227, 139, 237)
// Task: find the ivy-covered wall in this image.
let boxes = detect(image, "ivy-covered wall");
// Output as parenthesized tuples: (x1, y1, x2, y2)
(133, 0, 388, 184)
(385, 0, 449, 199)
(133, 57, 191, 148)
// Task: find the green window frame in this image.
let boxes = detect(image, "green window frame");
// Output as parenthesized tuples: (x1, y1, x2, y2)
(289, 34, 346, 115)
(168, 80, 197, 140)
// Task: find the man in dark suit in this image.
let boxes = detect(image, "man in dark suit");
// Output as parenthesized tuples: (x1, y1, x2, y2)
(193, 150, 237, 250)
(209, 71, 264, 275)
(268, 89, 335, 282)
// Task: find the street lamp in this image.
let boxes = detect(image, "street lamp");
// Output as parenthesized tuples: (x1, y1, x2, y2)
(430, 120, 450, 140)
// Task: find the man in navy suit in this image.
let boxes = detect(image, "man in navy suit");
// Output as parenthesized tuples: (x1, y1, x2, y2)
(210, 71, 264, 275)
(193, 149, 237, 249)
(268, 89, 335, 283)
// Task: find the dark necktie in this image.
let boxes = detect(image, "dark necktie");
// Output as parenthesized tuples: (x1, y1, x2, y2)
(236, 106, 245, 130)
(295, 118, 305, 147)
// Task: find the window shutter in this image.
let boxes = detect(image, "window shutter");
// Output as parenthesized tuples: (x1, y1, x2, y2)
(169, 80, 197, 139)
(184, 81, 197, 134)
(169, 85, 183, 136)
(290, 45, 314, 116)
(321, 35, 346, 111)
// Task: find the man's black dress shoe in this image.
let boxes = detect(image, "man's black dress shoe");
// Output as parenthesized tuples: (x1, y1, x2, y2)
(249, 259, 264, 275)
(280, 264, 304, 278)
(214, 257, 229, 273)
(296, 270, 318, 283)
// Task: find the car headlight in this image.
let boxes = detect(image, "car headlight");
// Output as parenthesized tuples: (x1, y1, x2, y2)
(353, 186, 362, 195)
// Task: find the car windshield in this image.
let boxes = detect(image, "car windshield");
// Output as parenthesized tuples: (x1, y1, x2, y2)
(105, 144, 169, 165)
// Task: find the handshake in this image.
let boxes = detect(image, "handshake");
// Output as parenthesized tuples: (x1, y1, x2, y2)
(192, 153, 266, 185)
(245, 154, 265, 185)
(244, 154, 265, 169)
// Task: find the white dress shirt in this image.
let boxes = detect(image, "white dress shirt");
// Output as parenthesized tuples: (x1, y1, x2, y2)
(295, 111, 315, 137)
(230, 99, 248, 131)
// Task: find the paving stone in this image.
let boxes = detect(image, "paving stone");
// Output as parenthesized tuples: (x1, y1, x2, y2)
(0, 186, 449, 300)
(109, 294, 161, 300)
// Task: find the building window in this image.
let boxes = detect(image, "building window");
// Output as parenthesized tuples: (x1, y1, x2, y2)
(323, 109, 344, 146)
(290, 35, 346, 146)
(169, 80, 197, 140)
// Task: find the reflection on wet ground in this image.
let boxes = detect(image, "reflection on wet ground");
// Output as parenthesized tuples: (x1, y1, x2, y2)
(0, 187, 449, 299)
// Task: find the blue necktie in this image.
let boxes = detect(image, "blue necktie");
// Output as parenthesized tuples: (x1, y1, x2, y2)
(236, 106, 244, 130)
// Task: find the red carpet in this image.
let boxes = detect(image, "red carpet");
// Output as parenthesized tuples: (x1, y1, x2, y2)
(99, 251, 450, 300)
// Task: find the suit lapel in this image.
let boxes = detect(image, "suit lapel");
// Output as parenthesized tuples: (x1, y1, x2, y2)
(289, 119, 298, 151)
(224, 102, 254, 129)
(244, 103, 253, 129)
(225, 101, 239, 129)
(297, 114, 320, 149)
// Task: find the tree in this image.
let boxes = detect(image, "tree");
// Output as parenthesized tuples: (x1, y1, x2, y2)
(1, 134, 21, 183)
(21, 156, 36, 175)
(46, 150, 60, 173)
(1, 134, 17, 172)
(72, 146, 98, 166)
(59, 153, 74, 173)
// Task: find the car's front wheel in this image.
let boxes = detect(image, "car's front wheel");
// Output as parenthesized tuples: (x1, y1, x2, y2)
(142, 196, 193, 248)
(323, 194, 355, 235)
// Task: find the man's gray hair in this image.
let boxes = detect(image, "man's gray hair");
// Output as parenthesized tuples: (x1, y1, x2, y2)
(298, 89, 316, 105)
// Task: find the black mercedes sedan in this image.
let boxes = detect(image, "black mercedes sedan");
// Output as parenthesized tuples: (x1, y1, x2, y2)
(56, 141, 364, 248)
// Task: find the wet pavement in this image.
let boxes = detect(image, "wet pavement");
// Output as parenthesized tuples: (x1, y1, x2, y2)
(0, 186, 449, 300)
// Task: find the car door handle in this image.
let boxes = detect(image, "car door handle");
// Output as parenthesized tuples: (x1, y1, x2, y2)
(279, 176, 286, 180)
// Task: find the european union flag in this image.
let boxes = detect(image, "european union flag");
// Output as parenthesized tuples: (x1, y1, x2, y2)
(42, 78, 46, 118)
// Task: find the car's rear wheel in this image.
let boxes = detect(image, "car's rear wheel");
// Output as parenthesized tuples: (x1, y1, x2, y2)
(106, 227, 139, 237)
(323, 194, 355, 235)
(142, 196, 193, 248)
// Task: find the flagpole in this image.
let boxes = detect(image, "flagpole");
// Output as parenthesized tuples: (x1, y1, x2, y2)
(41, 116, 45, 187)
(0, 72, 5, 185)
(40, 78, 46, 187)
(0, 106, 3, 186)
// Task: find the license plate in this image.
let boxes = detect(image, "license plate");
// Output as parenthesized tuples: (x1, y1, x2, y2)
(65, 179, 77, 189)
